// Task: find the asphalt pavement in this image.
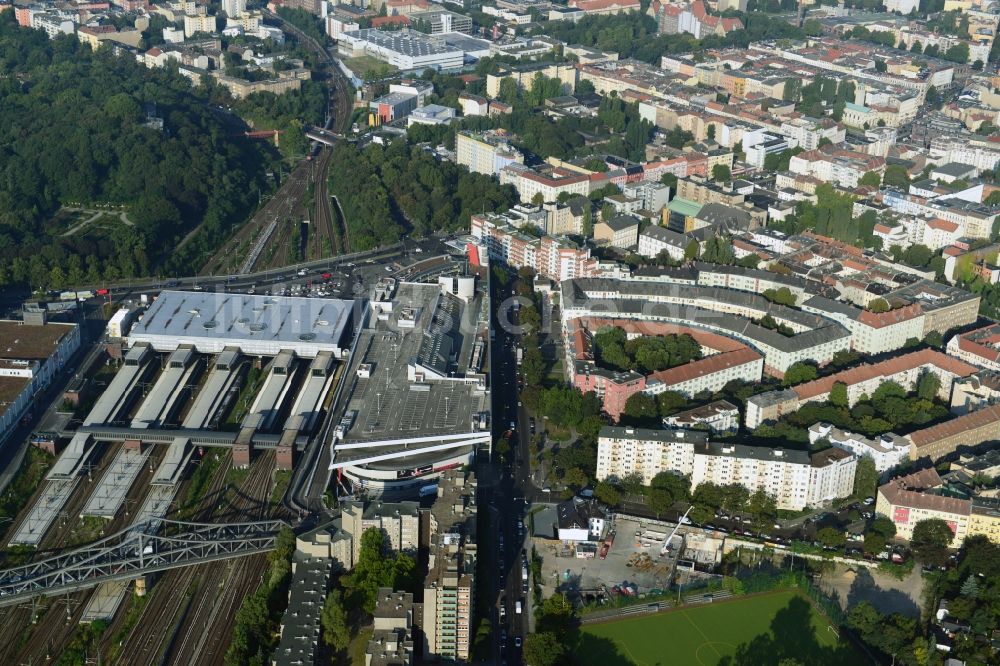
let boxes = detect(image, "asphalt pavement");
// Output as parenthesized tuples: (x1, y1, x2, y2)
(484, 276, 543, 665)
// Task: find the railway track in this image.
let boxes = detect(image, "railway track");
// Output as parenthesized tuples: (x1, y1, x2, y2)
(2, 443, 172, 665)
(111, 450, 282, 666)
(311, 146, 343, 258)
(162, 451, 277, 666)
(201, 14, 353, 277)
(0, 441, 119, 665)
(108, 451, 235, 665)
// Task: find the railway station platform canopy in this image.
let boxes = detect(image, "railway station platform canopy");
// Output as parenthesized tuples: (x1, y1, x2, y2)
(128, 290, 359, 358)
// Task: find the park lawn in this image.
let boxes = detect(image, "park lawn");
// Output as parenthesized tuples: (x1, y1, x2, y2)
(574, 590, 862, 666)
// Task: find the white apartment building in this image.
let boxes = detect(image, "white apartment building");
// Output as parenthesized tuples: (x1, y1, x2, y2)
(32, 12, 75, 38)
(327, 15, 360, 38)
(743, 130, 796, 169)
(780, 118, 846, 151)
(222, 0, 245, 17)
(637, 226, 689, 260)
(596, 426, 708, 485)
(810, 447, 859, 506)
(788, 149, 885, 189)
(809, 422, 911, 473)
(341, 500, 421, 564)
(597, 427, 855, 510)
(500, 163, 592, 203)
(622, 181, 671, 212)
(931, 137, 1000, 173)
(691, 442, 856, 511)
(184, 12, 217, 37)
(456, 131, 524, 177)
(747, 229, 794, 254)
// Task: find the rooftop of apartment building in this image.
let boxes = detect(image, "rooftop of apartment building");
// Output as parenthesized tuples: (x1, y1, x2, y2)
(790, 348, 979, 401)
(907, 402, 1000, 451)
(602, 215, 641, 232)
(561, 278, 851, 353)
(664, 399, 739, 425)
(373, 588, 418, 622)
(879, 467, 972, 515)
(557, 496, 605, 531)
(810, 446, 855, 468)
(367, 628, 415, 666)
(951, 448, 1000, 476)
(694, 441, 812, 465)
(271, 555, 335, 665)
(971, 496, 1000, 518)
(358, 500, 423, 521)
(809, 422, 909, 454)
(691, 262, 837, 298)
(427, 470, 478, 539)
(0, 319, 76, 360)
(598, 424, 710, 444)
(458, 127, 518, 146)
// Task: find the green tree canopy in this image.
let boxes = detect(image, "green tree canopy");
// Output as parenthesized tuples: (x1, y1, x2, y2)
(524, 632, 565, 666)
(910, 518, 954, 566)
(859, 171, 881, 187)
(712, 164, 731, 182)
(830, 382, 849, 408)
(853, 456, 878, 500)
(321, 589, 351, 651)
(782, 362, 818, 387)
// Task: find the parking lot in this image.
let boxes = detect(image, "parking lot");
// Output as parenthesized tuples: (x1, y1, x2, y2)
(533, 516, 726, 602)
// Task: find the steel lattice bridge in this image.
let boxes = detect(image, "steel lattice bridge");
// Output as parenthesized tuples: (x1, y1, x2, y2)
(0, 519, 288, 606)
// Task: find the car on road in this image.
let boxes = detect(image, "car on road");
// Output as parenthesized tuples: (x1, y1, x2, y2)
(515, 637, 522, 648)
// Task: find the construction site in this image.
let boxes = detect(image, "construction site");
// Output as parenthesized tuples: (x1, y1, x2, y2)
(535, 514, 725, 606)
(0, 290, 360, 665)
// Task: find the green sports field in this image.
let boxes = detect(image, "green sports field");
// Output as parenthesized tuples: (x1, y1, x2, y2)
(575, 590, 863, 666)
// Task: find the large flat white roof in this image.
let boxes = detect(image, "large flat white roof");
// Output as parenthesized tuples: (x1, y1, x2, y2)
(128, 291, 357, 357)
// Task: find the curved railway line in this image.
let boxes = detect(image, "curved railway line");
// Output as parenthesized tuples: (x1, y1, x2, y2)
(202, 12, 353, 276)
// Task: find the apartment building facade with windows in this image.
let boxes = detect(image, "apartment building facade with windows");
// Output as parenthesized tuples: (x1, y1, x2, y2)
(456, 130, 524, 177)
(597, 427, 856, 510)
(423, 471, 477, 662)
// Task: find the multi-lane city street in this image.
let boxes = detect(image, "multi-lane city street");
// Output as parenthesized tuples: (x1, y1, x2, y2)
(487, 275, 539, 666)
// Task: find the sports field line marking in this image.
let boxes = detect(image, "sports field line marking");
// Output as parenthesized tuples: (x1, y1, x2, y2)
(681, 610, 722, 659)
(614, 638, 650, 666)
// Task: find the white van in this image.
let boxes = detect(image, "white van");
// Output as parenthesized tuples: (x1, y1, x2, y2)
(515, 601, 522, 614)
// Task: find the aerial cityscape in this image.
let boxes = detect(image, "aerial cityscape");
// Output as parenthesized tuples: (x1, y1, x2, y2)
(2, 0, 1000, 663)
